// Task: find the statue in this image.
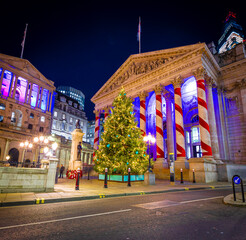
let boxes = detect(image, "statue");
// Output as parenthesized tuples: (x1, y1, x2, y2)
(75, 119, 81, 129)
(77, 142, 82, 160)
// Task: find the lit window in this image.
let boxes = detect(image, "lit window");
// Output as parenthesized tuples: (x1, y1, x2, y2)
(54, 111, 57, 117)
(30, 113, 34, 119)
(11, 112, 16, 123)
(41, 116, 45, 122)
(0, 103, 6, 110)
(192, 127, 200, 143)
(62, 113, 66, 120)
(70, 117, 73, 123)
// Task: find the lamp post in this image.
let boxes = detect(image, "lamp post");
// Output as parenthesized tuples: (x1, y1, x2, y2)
(20, 141, 33, 167)
(143, 133, 156, 172)
(33, 136, 49, 168)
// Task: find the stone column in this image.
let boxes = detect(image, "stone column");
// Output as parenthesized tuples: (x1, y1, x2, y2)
(189, 67, 218, 183)
(217, 87, 229, 160)
(38, 87, 44, 108)
(163, 90, 174, 167)
(49, 91, 53, 111)
(24, 81, 29, 103)
(3, 139, 10, 162)
(104, 106, 110, 121)
(171, 76, 187, 168)
(12, 75, 18, 99)
(193, 67, 213, 159)
(139, 91, 147, 136)
(28, 83, 33, 105)
(35, 86, 40, 108)
(154, 85, 164, 168)
(205, 77, 221, 162)
(0, 68, 5, 90)
(8, 74, 15, 98)
(93, 110, 100, 158)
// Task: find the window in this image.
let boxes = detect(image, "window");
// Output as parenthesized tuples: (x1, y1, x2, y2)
(70, 117, 73, 123)
(54, 111, 57, 117)
(40, 116, 45, 122)
(62, 113, 66, 120)
(0, 115, 3, 122)
(11, 112, 16, 123)
(192, 127, 200, 143)
(28, 124, 33, 129)
(30, 113, 34, 119)
(39, 127, 44, 132)
(0, 103, 5, 110)
(52, 120, 57, 129)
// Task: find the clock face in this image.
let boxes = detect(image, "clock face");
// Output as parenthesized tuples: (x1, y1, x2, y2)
(218, 32, 243, 54)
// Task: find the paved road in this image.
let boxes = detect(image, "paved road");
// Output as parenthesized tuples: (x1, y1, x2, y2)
(0, 188, 245, 240)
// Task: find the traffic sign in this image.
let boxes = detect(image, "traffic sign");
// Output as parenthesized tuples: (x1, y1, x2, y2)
(233, 176, 241, 185)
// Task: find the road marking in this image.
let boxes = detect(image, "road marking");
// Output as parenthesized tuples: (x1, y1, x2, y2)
(134, 196, 224, 210)
(180, 196, 223, 204)
(0, 209, 132, 230)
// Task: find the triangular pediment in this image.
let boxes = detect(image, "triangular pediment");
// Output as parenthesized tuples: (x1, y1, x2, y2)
(92, 43, 205, 102)
(0, 53, 54, 86)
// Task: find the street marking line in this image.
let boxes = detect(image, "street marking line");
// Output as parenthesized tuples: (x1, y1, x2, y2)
(134, 196, 224, 210)
(180, 196, 223, 204)
(0, 209, 132, 230)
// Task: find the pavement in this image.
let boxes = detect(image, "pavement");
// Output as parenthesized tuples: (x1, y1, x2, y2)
(0, 177, 238, 207)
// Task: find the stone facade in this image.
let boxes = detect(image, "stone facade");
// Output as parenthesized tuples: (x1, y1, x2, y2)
(91, 41, 246, 182)
(0, 53, 56, 166)
(51, 91, 87, 141)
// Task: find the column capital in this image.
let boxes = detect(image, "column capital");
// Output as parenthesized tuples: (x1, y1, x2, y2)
(154, 84, 163, 95)
(138, 91, 148, 101)
(93, 109, 101, 116)
(205, 75, 214, 88)
(103, 106, 110, 114)
(193, 67, 206, 80)
(171, 75, 184, 89)
(163, 90, 173, 102)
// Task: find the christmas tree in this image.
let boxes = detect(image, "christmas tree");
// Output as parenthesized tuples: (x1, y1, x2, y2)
(94, 88, 150, 175)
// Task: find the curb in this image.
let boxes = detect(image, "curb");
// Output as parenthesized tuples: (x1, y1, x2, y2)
(0, 185, 232, 207)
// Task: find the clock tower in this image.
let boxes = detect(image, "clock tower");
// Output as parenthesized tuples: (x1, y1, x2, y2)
(217, 12, 244, 53)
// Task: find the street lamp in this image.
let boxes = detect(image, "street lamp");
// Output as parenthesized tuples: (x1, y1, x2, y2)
(143, 133, 156, 172)
(33, 136, 49, 168)
(20, 141, 33, 167)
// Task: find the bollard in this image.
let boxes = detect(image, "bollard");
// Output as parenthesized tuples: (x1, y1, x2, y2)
(88, 167, 90, 180)
(104, 168, 108, 188)
(180, 168, 184, 184)
(127, 168, 131, 187)
(75, 169, 80, 190)
(192, 169, 196, 183)
(232, 175, 245, 203)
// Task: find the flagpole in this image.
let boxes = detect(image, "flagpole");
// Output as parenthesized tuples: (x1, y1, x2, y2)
(21, 23, 28, 59)
(139, 17, 141, 54)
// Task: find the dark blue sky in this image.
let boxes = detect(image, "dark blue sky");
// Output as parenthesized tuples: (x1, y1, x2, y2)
(1, 1, 245, 120)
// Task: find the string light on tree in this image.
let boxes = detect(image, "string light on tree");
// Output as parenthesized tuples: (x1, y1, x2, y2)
(94, 88, 150, 175)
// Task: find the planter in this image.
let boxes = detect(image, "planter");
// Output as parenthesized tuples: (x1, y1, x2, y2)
(99, 174, 144, 182)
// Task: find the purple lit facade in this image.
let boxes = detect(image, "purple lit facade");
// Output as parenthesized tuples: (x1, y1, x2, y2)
(0, 54, 56, 165)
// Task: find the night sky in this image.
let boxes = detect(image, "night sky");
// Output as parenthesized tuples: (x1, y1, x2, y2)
(1, 1, 245, 120)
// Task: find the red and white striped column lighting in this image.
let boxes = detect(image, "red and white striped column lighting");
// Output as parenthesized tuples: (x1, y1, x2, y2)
(93, 109, 100, 158)
(171, 76, 186, 160)
(193, 67, 213, 157)
(104, 106, 110, 121)
(155, 85, 164, 159)
(139, 91, 147, 136)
